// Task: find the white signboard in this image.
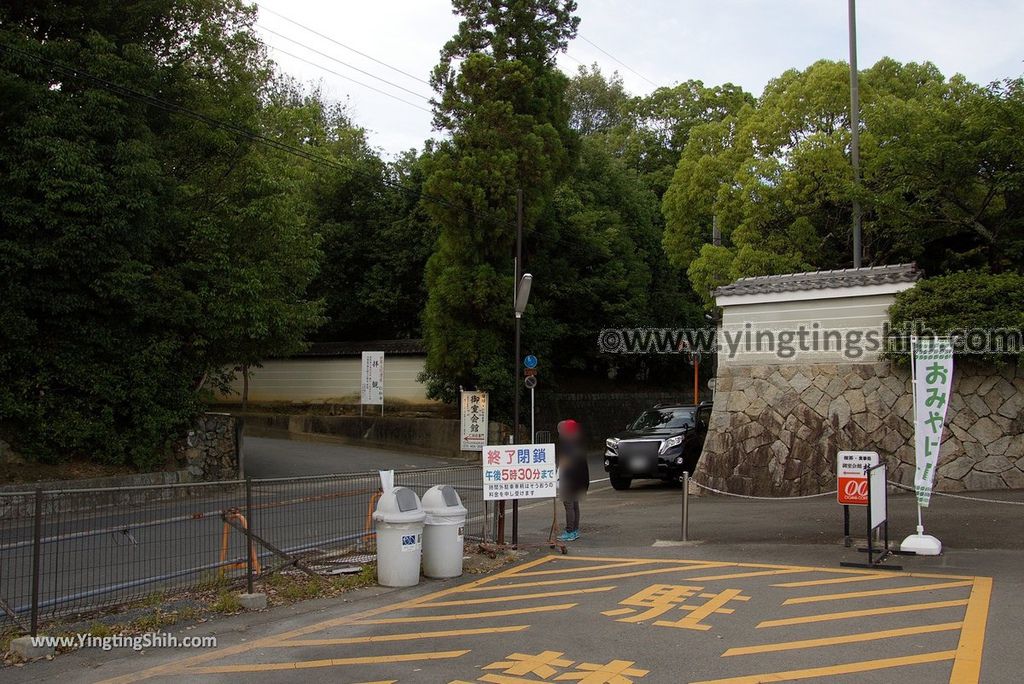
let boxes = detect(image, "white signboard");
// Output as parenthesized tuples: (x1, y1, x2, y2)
(912, 338, 954, 507)
(869, 464, 887, 530)
(460, 391, 489, 452)
(837, 451, 879, 506)
(361, 351, 384, 405)
(482, 443, 557, 501)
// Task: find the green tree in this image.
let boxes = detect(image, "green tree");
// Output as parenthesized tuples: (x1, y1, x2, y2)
(0, 1, 322, 464)
(420, 0, 579, 410)
(663, 59, 1023, 308)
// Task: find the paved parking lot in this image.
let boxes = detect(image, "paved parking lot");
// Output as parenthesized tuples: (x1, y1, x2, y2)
(12, 477, 1023, 683)
(50, 552, 992, 683)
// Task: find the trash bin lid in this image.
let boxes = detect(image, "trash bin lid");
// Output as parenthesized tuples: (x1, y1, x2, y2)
(422, 484, 468, 517)
(373, 486, 426, 523)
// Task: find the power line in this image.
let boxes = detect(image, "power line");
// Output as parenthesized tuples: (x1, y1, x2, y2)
(577, 34, 658, 88)
(258, 24, 433, 102)
(263, 42, 432, 112)
(256, 4, 433, 88)
(0, 42, 516, 232)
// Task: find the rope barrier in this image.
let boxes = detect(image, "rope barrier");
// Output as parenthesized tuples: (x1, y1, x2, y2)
(886, 480, 1024, 506)
(691, 481, 838, 500)
(690, 478, 1024, 506)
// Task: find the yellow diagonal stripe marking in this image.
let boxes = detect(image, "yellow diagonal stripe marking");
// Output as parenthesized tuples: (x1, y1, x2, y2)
(188, 650, 469, 673)
(690, 650, 956, 683)
(723, 622, 963, 656)
(267, 625, 528, 647)
(774, 573, 895, 588)
(357, 603, 577, 624)
(510, 561, 650, 577)
(416, 586, 615, 607)
(463, 563, 735, 591)
(783, 580, 973, 605)
(950, 577, 993, 684)
(758, 599, 969, 628)
(687, 569, 810, 582)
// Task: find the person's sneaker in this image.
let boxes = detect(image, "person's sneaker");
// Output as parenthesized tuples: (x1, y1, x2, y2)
(557, 531, 573, 542)
(567, 530, 580, 541)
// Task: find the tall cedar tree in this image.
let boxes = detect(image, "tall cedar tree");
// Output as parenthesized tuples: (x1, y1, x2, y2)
(420, 0, 579, 410)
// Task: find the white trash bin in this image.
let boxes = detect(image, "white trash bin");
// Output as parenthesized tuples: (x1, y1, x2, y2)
(421, 485, 468, 579)
(373, 486, 426, 587)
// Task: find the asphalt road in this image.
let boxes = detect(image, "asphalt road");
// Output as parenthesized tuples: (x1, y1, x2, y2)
(241, 434, 459, 477)
(0, 437, 476, 630)
(14, 476, 1023, 683)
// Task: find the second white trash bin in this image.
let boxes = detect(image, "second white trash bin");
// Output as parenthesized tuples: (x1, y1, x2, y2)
(373, 486, 426, 587)
(421, 485, 468, 579)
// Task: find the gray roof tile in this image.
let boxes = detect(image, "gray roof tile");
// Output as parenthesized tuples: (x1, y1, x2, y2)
(713, 263, 921, 298)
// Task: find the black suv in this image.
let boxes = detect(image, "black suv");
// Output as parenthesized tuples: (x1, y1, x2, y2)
(604, 402, 713, 490)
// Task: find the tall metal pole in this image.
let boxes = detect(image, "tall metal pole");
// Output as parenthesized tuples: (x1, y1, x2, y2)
(511, 188, 524, 546)
(848, 0, 862, 268)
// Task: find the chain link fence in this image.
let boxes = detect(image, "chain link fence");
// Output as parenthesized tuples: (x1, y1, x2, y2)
(0, 465, 482, 635)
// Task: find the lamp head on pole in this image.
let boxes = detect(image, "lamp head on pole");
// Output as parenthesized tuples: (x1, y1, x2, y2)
(515, 273, 533, 317)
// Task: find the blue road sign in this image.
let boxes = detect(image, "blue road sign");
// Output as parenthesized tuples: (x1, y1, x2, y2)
(523, 354, 538, 369)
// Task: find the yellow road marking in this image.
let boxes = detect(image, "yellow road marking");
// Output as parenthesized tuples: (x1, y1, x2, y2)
(187, 650, 470, 673)
(758, 599, 969, 628)
(774, 573, 894, 588)
(356, 603, 577, 624)
(97, 555, 555, 683)
(266, 625, 528, 647)
(723, 622, 963, 656)
(687, 569, 810, 582)
(950, 577, 993, 684)
(690, 650, 956, 683)
(783, 580, 973, 605)
(508, 561, 649, 577)
(549, 555, 734, 565)
(464, 563, 736, 591)
(415, 586, 615, 607)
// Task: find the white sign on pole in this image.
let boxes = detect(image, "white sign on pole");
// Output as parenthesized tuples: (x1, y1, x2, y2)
(460, 390, 489, 452)
(912, 338, 953, 507)
(837, 451, 879, 506)
(869, 463, 887, 530)
(482, 443, 557, 501)
(360, 351, 384, 405)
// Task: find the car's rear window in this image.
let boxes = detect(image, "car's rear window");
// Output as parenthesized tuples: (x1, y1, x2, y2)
(630, 408, 695, 430)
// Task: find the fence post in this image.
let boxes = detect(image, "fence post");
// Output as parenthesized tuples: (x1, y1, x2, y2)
(244, 477, 254, 595)
(30, 486, 43, 636)
(680, 472, 689, 542)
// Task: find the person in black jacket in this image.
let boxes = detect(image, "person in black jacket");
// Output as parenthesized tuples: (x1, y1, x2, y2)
(556, 419, 589, 542)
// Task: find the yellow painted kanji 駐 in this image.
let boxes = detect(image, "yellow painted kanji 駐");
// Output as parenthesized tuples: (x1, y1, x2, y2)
(602, 584, 751, 631)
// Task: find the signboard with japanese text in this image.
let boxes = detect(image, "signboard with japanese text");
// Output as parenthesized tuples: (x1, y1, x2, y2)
(459, 390, 489, 452)
(913, 338, 953, 507)
(360, 351, 384, 405)
(836, 451, 878, 506)
(482, 443, 557, 501)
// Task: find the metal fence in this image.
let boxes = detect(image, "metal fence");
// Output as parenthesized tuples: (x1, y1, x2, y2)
(0, 465, 483, 634)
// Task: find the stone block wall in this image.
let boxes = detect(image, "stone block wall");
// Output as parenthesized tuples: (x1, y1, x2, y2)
(175, 412, 240, 480)
(696, 361, 1023, 496)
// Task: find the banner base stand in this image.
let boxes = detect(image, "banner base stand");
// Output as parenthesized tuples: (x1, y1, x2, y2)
(901, 529, 942, 556)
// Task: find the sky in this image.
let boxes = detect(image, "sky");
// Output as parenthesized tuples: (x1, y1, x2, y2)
(254, 0, 1024, 158)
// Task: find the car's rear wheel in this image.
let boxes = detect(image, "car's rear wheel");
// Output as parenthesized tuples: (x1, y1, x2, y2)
(610, 474, 632, 491)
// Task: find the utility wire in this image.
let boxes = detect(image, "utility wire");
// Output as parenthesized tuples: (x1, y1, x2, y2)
(257, 4, 433, 88)
(0, 42, 516, 232)
(258, 24, 432, 102)
(263, 42, 431, 112)
(577, 34, 658, 88)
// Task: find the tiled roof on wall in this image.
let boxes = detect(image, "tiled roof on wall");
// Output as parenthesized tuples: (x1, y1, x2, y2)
(713, 263, 921, 298)
(293, 339, 427, 358)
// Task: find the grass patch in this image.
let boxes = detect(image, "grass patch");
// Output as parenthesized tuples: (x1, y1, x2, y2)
(209, 591, 242, 614)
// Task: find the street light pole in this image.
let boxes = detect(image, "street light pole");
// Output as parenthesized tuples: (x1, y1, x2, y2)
(511, 189, 524, 546)
(848, 0, 862, 268)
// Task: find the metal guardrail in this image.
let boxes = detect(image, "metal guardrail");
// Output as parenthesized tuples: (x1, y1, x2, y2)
(0, 465, 483, 634)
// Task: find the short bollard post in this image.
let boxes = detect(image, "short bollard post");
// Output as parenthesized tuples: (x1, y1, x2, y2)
(681, 471, 690, 542)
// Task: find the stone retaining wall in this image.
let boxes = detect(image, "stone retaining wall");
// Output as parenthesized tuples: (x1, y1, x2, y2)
(697, 361, 1023, 496)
